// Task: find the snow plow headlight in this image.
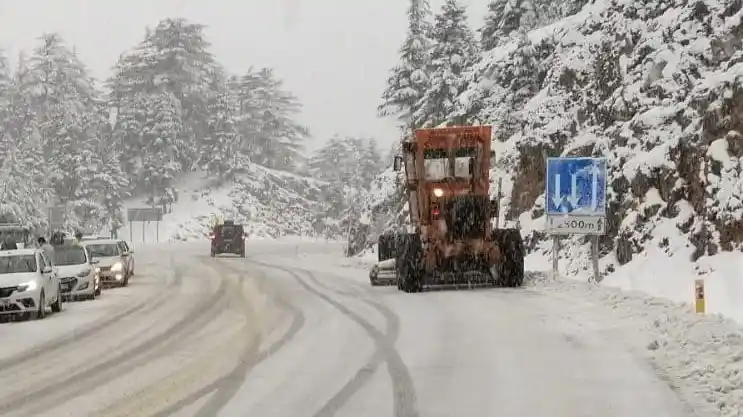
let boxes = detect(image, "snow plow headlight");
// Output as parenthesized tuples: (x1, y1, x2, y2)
(433, 188, 444, 197)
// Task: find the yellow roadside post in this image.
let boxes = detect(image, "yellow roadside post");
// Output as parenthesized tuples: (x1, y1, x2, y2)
(695, 279, 705, 314)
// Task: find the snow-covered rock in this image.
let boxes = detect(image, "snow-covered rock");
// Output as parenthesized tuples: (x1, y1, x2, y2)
(364, 0, 743, 276)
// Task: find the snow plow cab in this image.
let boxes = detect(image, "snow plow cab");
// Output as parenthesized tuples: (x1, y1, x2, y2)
(387, 125, 524, 292)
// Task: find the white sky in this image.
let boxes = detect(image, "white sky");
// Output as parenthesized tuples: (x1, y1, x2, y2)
(0, 0, 488, 153)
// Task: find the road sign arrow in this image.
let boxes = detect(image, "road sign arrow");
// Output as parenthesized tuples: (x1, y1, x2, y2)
(591, 162, 601, 210)
(567, 173, 580, 207)
(551, 174, 563, 208)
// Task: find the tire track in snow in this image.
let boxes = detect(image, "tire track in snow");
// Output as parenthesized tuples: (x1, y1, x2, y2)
(254, 260, 419, 417)
(148, 258, 306, 417)
(0, 262, 229, 416)
(0, 254, 182, 372)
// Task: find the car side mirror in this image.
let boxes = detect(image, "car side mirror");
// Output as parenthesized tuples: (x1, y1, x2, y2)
(90, 259, 99, 265)
(393, 155, 402, 171)
(42, 266, 52, 274)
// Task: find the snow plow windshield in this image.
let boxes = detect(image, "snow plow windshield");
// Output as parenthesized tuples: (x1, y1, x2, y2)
(423, 147, 477, 181)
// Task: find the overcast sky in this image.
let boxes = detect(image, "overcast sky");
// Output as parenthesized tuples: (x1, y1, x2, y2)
(0, 0, 488, 153)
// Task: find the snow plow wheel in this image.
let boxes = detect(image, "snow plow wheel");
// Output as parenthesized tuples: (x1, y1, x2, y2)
(395, 233, 423, 293)
(493, 228, 525, 287)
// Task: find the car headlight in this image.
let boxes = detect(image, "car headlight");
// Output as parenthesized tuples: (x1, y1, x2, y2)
(111, 263, 122, 272)
(77, 269, 92, 277)
(433, 188, 444, 197)
(17, 280, 37, 292)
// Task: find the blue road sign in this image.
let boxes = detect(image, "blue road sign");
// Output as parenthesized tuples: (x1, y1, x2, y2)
(546, 157, 607, 215)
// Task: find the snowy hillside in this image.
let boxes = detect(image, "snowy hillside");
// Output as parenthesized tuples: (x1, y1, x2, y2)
(115, 166, 338, 242)
(367, 0, 743, 288)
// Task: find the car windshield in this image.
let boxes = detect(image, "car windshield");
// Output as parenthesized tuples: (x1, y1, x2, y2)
(86, 244, 120, 258)
(53, 247, 87, 266)
(0, 255, 37, 273)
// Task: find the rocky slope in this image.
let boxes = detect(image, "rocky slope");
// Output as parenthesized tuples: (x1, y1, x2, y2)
(119, 164, 344, 242)
(361, 0, 743, 276)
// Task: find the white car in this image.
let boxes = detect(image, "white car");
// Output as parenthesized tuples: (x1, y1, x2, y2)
(53, 242, 101, 301)
(0, 249, 62, 320)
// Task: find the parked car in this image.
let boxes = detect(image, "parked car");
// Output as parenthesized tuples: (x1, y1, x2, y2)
(85, 239, 135, 287)
(52, 241, 101, 301)
(0, 248, 62, 320)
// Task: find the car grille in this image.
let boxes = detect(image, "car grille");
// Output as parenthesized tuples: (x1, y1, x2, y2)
(0, 286, 17, 298)
(0, 303, 20, 312)
(60, 277, 78, 293)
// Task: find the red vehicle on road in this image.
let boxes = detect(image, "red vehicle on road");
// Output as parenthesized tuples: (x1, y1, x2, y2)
(210, 220, 246, 257)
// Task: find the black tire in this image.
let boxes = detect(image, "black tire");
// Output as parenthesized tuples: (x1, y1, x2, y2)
(493, 228, 525, 287)
(51, 286, 63, 313)
(94, 281, 102, 297)
(396, 233, 423, 293)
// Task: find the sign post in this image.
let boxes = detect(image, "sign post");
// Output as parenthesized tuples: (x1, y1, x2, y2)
(545, 157, 607, 283)
(127, 208, 163, 243)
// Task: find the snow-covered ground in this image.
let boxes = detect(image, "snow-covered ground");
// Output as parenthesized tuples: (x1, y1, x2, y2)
(0, 237, 741, 415)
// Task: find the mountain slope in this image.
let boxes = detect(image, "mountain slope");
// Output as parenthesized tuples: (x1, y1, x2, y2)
(116, 165, 339, 242)
(365, 0, 743, 278)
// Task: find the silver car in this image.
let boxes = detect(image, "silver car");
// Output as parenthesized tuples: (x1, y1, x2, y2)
(86, 239, 135, 287)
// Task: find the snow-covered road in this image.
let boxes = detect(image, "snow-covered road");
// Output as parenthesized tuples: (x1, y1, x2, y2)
(0, 242, 717, 416)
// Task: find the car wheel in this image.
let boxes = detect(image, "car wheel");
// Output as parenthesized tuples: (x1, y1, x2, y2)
(51, 286, 62, 313)
(94, 282, 102, 296)
(34, 290, 46, 320)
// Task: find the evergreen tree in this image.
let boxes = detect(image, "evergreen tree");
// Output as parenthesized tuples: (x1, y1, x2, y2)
(141, 91, 183, 207)
(378, 0, 433, 129)
(361, 138, 383, 184)
(415, 0, 479, 127)
(480, 0, 509, 51)
(237, 67, 308, 170)
(26, 34, 102, 217)
(201, 88, 241, 181)
(146, 18, 218, 170)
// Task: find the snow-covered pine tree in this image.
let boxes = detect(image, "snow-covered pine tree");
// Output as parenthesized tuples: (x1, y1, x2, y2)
(415, 0, 479, 127)
(480, 0, 510, 50)
(108, 41, 157, 186)
(146, 18, 218, 171)
(26, 34, 103, 212)
(0, 122, 51, 229)
(360, 138, 383, 185)
(141, 91, 183, 207)
(378, 0, 433, 129)
(201, 88, 241, 182)
(238, 67, 308, 171)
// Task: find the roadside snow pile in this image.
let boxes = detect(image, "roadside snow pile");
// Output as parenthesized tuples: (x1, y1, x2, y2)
(531, 274, 743, 416)
(118, 166, 338, 242)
